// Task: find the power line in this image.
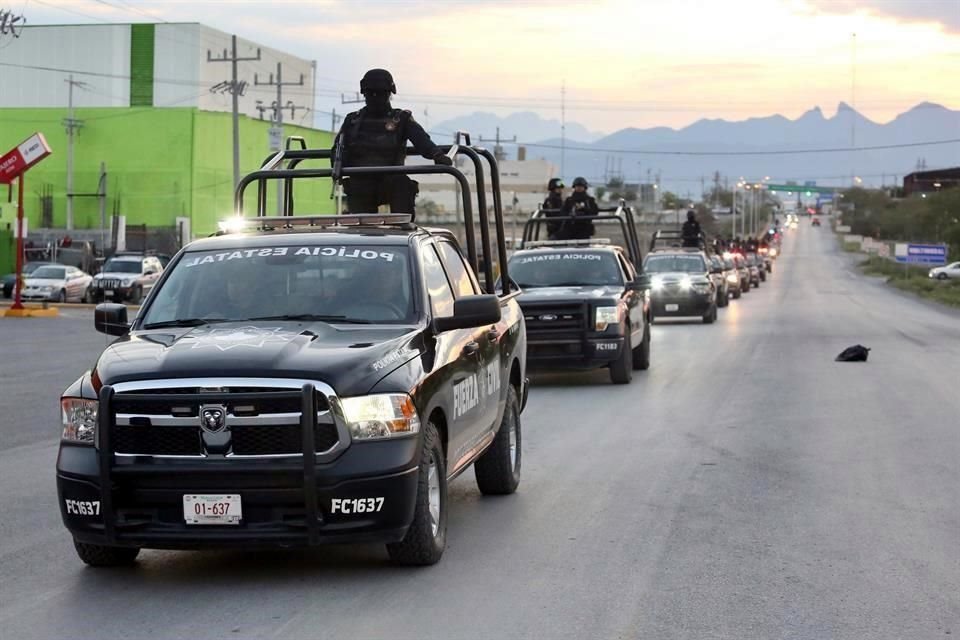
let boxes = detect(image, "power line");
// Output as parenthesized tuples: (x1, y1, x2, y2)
(502, 138, 960, 157)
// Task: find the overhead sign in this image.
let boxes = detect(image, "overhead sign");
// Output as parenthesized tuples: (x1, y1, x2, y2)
(894, 243, 947, 265)
(0, 133, 52, 184)
(766, 184, 837, 195)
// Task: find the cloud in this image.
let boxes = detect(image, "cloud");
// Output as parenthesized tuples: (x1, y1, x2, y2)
(804, 0, 960, 33)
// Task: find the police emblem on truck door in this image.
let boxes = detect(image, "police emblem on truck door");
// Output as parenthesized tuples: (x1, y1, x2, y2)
(200, 405, 227, 433)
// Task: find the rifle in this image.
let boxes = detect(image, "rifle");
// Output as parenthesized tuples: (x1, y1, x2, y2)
(331, 131, 345, 213)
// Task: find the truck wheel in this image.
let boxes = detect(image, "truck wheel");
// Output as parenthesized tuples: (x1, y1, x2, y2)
(733, 287, 741, 299)
(703, 304, 717, 324)
(474, 386, 521, 496)
(58, 289, 67, 303)
(718, 289, 729, 308)
(387, 420, 447, 566)
(609, 331, 633, 384)
(73, 540, 140, 567)
(632, 322, 651, 370)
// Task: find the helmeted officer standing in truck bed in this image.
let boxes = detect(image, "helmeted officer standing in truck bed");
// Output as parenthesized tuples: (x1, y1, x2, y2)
(334, 69, 452, 218)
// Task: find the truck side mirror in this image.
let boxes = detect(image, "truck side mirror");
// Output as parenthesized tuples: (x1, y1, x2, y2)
(434, 295, 501, 332)
(630, 274, 651, 291)
(95, 303, 130, 336)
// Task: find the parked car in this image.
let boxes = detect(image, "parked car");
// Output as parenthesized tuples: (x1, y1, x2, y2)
(20, 265, 93, 303)
(928, 262, 960, 280)
(2, 261, 56, 298)
(89, 255, 164, 303)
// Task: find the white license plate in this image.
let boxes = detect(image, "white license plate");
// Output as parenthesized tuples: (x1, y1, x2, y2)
(105, 289, 114, 296)
(665, 304, 679, 312)
(183, 494, 242, 525)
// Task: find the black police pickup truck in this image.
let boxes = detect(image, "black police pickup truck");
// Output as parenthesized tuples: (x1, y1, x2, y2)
(57, 142, 527, 567)
(644, 231, 719, 324)
(512, 203, 651, 384)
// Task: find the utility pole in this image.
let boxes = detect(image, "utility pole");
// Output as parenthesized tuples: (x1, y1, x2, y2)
(560, 81, 566, 179)
(64, 75, 87, 231)
(208, 35, 262, 191)
(255, 62, 306, 214)
(479, 127, 516, 162)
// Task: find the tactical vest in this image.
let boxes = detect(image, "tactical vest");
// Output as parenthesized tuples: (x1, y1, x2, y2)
(342, 109, 409, 167)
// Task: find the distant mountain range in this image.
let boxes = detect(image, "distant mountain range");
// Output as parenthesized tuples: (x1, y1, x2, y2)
(434, 103, 960, 193)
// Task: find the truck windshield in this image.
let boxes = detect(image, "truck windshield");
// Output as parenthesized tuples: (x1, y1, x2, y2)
(102, 260, 142, 274)
(509, 251, 622, 288)
(643, 255, 706, 274)
(140, 244, 415, 326)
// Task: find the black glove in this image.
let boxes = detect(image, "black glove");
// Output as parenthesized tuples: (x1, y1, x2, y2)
(434, 154, 453, 166)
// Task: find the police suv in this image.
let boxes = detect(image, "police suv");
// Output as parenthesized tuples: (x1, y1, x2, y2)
(56, 144, 527, 567)
(509, 241, 650, 384)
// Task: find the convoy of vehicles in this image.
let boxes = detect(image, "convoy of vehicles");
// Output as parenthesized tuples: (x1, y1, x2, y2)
(50, 133, 789, 568)
(57, 139, 527, 567)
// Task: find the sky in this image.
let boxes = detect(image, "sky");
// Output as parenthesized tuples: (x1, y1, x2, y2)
(10, 0, 960, 134)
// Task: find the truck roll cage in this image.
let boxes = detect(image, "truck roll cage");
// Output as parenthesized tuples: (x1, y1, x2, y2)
(233, 131, 512, 296)
(520, 199, 644, 270)
(649, 229, 708, 253)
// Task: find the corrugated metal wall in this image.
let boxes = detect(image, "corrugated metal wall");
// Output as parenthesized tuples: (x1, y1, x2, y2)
(129, 24, 156, 107)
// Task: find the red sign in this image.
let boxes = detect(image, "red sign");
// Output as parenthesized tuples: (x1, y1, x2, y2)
(0, 133, 52, 184)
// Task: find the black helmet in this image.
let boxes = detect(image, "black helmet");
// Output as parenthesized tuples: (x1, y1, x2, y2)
(687, 209, 696, 221)
(572, 176, 589, 188)
(548, 178, 564, 190)
(360, 69, 396, 94)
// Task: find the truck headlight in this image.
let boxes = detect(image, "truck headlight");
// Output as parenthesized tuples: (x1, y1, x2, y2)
(726, 273, 739, 284)
(595, 306, 622, 331)
(61, 398, 98, 444)
(678, 276, 692, 291)
(692, 282, 711, 294)
(651, 277, 664, 292)
(341, 394, 420, 440)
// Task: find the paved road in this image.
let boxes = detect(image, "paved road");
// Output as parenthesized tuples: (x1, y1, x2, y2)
(1, 225, 957, 639)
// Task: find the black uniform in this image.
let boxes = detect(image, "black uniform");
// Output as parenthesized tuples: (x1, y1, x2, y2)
(542, 192, 564, 239)
(335, 107, 443, 216)
(681, 219, 702, 247)
(560, 192, 598, 240)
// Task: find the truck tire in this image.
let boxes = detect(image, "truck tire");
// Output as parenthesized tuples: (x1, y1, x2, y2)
(732, 286, 741, 300)
(718, 288, 729, 308)
(609, 331, 633, 384)
(58, 289, 67, 303)
(387, 420, 447, 566)
(703, 304, 717, 324)
(632, 322, 651, 370)
(73, 540, 140, 567)
(474, 385, 521, 496)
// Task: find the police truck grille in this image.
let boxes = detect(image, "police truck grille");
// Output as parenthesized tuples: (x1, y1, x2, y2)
(522, 303, 587, 332)
(110, 385, 337, 457)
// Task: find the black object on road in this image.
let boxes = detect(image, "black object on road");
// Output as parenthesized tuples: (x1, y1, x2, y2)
(836, 345, 871, 362)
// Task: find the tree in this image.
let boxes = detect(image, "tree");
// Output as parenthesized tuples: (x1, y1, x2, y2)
(661, 191, 681, 210)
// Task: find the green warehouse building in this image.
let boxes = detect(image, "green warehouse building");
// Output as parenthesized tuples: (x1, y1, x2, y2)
(1, 23, 334, 271)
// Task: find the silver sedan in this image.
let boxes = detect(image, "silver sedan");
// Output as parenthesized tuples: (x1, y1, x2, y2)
(20, 265, 94, 302)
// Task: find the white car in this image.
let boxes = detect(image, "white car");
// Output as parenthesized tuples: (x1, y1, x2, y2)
(21, 265, 94, 302)
(928, 262, 960, 281)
